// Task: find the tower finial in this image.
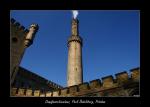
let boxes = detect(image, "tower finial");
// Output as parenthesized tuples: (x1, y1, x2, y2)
(72, 10, 79, 19)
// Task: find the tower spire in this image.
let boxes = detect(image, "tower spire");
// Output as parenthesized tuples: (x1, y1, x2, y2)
(71, 18, 79, 36)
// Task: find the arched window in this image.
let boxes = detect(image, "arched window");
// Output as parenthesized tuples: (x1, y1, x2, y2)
(12, 37, 18, 43)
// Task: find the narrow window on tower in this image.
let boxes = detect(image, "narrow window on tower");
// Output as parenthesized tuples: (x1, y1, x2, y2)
(75, 67, 77, 71)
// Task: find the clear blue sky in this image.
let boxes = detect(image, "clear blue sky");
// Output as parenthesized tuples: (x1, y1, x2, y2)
(10, 10, 140, 87)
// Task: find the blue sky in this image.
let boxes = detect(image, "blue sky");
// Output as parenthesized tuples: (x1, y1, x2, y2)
(10, 10, 140, 87)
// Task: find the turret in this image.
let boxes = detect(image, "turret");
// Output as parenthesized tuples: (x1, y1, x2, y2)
(24, 24, 39, 47)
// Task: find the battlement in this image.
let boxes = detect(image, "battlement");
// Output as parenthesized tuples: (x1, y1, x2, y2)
(11, 18, 29, 35)
(11, 67, 140, 97)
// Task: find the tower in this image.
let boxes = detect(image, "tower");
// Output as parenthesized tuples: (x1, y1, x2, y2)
(10, 18, 39, 84)
(67, 18, 83, 86)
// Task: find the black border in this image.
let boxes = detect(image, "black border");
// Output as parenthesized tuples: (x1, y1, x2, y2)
(1, 0, 146, 105)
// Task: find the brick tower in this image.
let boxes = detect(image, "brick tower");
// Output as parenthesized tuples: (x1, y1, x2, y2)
(67, 18, 83, 86)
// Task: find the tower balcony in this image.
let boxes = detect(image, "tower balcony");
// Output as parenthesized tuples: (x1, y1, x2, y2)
(67, 35, 83, 46)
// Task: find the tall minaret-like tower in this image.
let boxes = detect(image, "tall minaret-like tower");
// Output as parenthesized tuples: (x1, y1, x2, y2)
(67, 12, 83, 86)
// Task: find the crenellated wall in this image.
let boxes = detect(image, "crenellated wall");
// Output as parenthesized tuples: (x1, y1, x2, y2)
(11, 67, 140, 97)
(11, 18, 29, 35)
(11, 18, 39, 85)
(10, 18, 29, 84)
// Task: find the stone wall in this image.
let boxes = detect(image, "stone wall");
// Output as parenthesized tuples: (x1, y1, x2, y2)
(10, 18, 29, 84)
(11, 67, 140, 97)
